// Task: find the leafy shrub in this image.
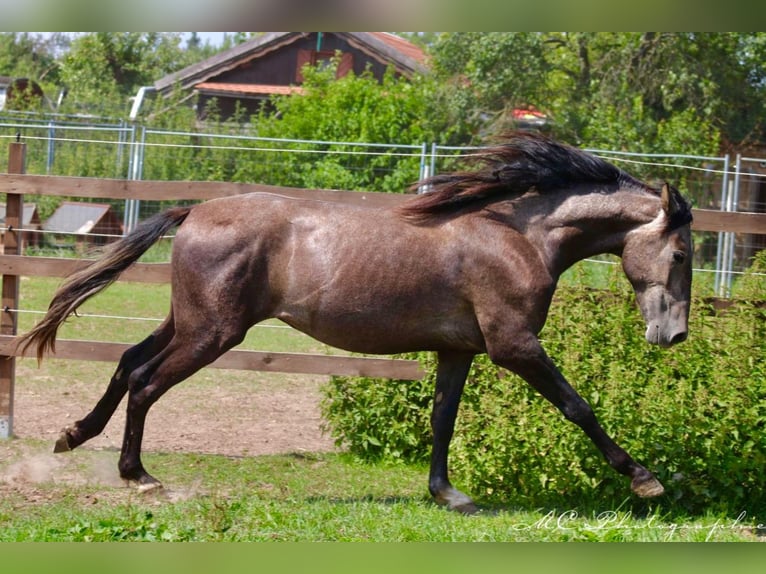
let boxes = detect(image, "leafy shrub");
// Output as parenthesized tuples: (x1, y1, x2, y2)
(450, 290, 765, 513)
(321, 353, 435, 462)
(321, 262, 766, 514)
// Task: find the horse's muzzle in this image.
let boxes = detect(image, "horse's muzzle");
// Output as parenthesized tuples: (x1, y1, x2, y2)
(645, 324, 688, 348)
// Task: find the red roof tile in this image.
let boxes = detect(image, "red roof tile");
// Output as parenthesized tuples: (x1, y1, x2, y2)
(369, 33, 427, 65)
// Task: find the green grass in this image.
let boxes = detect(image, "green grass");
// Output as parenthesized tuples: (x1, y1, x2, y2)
(0, 440, 761, 542)
(6, 264, 765, 543)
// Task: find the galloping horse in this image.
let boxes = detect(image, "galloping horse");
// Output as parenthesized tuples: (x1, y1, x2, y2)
(15, 132, 693, 513)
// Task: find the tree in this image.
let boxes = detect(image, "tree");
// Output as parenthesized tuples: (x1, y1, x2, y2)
(220, 32, 259, 49)
(427, 32, 766, 156)
(548, 32, 759, 154)
(429, 32, 551, 142)
(57, 33, 197, 116)
(0, 32, 67, 109)
(243, 58, 447, 192)
(537, 33, 721, 156)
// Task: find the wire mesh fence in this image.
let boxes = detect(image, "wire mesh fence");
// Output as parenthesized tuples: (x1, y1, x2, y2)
(2, 113, 765, 299)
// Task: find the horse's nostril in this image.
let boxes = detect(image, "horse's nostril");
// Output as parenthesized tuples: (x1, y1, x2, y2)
(670, 331, 688, 345)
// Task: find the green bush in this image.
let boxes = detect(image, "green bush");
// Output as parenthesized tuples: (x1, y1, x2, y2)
(321, 260, 766, 514)
(321, 354, 435, 462)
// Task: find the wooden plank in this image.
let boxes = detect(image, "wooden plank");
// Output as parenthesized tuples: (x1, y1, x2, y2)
(691, 208, 766, 234)
(0, 335, 425, 380)
(0, 142, 25, 438)
(2, 174, 765, 234)
(0, 255, 170, 282)
(209, 348, 425, 379)
(0, 173, 409, 207)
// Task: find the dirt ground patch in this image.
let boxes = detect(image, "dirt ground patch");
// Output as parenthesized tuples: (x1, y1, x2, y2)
(9, 359, 336, 456)
(1, 359, 337, 499)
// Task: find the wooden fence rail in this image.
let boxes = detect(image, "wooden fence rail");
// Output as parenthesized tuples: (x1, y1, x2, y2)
(2, 172, 765, 232)
(1, 142, 765, 438)
(0, 335, 423, 379)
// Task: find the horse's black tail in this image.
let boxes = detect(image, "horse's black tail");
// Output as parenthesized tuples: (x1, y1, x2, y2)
(14, 206, 192, 363)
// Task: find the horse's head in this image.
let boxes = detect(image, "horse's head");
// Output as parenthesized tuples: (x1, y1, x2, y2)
(621, 183, 693, 348)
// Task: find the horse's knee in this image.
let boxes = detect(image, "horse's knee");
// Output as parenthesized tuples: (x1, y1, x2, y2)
(126, 368, 157, 410)
(127, 370, 145, 393)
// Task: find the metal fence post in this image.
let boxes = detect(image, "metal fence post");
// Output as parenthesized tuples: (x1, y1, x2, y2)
(724, 154, 743, 296)
(418, 142, 427, 183)
(124, 124, 144, 234)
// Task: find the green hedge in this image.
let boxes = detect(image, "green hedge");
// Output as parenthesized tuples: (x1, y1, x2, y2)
(321, 254, 766, 513)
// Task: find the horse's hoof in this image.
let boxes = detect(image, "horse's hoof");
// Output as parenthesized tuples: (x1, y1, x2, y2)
(434, 487, 479, 514)
(452, 501, 480, 515)
(53, 429, 73, 453)
(124, 477, 164, 494)
(123, 473, 164, 494)
(631, 475, 665, 498)
(136, 481, 164, 494)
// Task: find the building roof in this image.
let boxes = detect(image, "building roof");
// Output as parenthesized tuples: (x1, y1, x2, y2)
(369, 32, 427, 65)
(155, 32, 428, 94)
(43, 202, 120, 234)
(0, 203, 40, 227)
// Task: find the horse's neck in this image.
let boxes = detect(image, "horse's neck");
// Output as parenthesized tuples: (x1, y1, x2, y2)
(511, 188, 661, 276)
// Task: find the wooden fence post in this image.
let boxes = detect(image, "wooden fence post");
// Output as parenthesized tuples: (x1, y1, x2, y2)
(0, 138, 25, 439)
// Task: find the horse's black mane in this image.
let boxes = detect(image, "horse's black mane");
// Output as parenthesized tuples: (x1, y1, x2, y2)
(400, 131, 653, 220)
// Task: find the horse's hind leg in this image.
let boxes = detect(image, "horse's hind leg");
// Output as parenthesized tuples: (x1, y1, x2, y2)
(117, 333, 240, 491)
(428, 351, 477, 514)
(54, 318, 175, 453)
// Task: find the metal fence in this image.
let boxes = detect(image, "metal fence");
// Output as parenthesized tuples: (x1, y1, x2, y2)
(1, 113, 764, 297)
(123, 126, 429, 231)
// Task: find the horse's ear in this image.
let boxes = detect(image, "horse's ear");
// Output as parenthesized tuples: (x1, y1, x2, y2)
(661, 182, 680, 216)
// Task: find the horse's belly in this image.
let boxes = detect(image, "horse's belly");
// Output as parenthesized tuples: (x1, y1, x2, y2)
(265, 204, 484, 353)
(277, 304, 485, 355)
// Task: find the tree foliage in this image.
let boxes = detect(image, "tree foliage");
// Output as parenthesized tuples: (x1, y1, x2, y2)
(0, 32, 69, 110)
(429, 32, 551, 141)
(429, 32, 765, 155)
(56, 33, 209, 116)
(257, 58, 442, 145)
(245, 58, 448, 191)
(2, 32, 765, 170)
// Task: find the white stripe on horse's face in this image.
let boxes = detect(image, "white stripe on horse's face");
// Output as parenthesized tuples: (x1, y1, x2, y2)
(623, 205, 693, 348)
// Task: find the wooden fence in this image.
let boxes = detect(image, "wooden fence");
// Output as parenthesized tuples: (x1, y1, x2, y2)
(0, 141, 765, 438)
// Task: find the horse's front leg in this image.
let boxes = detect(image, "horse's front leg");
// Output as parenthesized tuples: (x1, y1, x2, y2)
(489, 333, 664, 498)
(428, 351, 478, 514)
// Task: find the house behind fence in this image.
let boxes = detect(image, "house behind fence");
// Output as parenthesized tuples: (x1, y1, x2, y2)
(43, 201, 123, 249)
(0, 202, 41, 251)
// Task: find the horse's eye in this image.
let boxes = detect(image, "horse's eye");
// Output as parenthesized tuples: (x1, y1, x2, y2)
(672, 251, 686, 264)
